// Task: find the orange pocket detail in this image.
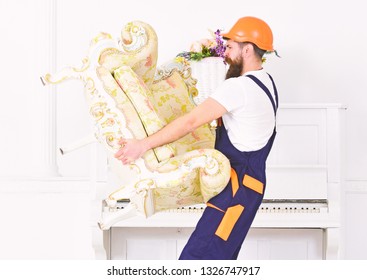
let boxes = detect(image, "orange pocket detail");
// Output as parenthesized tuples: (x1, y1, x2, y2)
(230, 168, 239, 197)
(243, 174, 264, 194)
(215, 204, 244, 241)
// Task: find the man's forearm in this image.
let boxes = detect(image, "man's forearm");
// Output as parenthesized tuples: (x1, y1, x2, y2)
(143, 113, 196, 151)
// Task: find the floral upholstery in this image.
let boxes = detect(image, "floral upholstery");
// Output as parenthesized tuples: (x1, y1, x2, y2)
(42, 21, 230, 229)
(150, 67, 215, 155)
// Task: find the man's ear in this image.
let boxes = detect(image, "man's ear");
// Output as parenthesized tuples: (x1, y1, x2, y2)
(240, 44, 248, 59)
(240, 42, 251, 58)
(245, 43, 253, 54)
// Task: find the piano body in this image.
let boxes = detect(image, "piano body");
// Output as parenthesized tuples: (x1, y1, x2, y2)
(92, 103, 345, 260)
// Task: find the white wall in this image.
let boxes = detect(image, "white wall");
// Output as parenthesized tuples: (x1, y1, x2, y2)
(0, 0, 366, 259)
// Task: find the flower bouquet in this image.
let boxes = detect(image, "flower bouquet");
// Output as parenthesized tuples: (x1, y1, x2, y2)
(176, 29, 226, 63)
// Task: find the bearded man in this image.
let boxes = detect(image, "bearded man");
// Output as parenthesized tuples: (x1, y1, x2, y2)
(115, 16, 279, 260)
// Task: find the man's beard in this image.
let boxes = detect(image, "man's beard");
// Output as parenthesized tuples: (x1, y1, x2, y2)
(225, 56, 243, 79)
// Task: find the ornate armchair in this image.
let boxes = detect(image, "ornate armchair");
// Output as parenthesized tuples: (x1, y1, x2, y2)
(41, 21, 230, 230)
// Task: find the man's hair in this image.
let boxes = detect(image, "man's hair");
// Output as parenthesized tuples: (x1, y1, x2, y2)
(238, 42, 266, 60)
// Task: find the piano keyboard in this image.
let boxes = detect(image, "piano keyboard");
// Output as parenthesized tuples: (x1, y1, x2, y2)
(115, 199, 328, 214)
(257, 199, 328, 214)
(163, 199, 328, 214)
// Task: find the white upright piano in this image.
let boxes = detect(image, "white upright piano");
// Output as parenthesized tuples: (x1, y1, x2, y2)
(92, 103, 345, 260)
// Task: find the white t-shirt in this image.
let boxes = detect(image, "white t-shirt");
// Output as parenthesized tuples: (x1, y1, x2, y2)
(210, 69, 276, 152)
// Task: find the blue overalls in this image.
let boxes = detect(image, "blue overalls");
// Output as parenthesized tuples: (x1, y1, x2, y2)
(179, 74, 279, 260)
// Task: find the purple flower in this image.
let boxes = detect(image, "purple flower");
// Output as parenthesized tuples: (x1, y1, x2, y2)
(209, 29, 226, 62)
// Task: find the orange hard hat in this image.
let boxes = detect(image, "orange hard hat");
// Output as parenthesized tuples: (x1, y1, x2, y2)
(221, 16, 274, 51)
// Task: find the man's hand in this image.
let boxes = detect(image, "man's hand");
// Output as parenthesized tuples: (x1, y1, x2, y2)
(114, 138, 148, 165)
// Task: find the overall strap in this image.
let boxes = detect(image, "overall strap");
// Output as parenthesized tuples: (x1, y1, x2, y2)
(246, 74, 278, 116)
